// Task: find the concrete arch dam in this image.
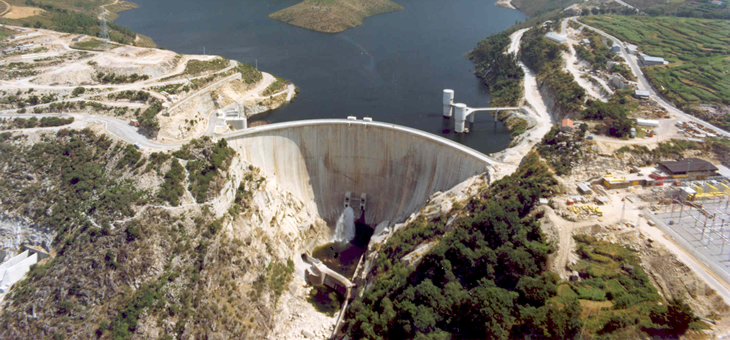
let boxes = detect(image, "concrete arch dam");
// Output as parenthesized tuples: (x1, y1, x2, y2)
(222, 119, 496, 227)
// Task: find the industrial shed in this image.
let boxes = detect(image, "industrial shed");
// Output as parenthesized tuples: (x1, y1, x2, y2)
(634, 90, 651, 99)
(545, 32, 567, 44)
(636, 118, 659, 127)
(639, 53, 666, 66)
(657, 158, 718, 179)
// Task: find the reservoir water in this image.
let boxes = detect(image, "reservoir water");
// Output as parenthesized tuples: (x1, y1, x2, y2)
(117, 0, 526, 154)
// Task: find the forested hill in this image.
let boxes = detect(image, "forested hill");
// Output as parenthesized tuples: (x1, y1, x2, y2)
(467, 30, 523, 108)
(0, 0, 153, 47)
(342, 153, 579, 338)
(343, 150, 700, 338)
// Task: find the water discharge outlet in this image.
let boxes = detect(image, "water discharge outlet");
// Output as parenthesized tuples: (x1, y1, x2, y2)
(333, 207, 355, 243)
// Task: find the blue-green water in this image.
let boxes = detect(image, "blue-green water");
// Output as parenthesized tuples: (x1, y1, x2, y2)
(117, 0, 526, 154)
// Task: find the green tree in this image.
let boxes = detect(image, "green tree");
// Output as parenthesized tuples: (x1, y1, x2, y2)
(72, 87, 86, 97)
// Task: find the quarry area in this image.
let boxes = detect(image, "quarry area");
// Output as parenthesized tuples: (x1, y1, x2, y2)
(1, 8, 730, 340)
(0, 24, 296, 145)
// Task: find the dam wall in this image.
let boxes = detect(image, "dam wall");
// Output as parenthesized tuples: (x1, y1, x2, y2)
(222, 119, 495, 226)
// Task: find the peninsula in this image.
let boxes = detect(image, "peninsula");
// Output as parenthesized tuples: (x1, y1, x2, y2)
(269, 0, 403, 33)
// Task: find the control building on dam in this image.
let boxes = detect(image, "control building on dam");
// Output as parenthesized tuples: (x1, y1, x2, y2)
(221, 118, 498, 227)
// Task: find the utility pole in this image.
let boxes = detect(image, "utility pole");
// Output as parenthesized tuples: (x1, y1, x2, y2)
(679, 199, 684, 220)
(650, 188, 655, 210)
(99, 8, 110, 50)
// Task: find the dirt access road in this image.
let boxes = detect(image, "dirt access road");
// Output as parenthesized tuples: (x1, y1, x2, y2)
(0, 60, 239, 115)
(491, 28, 555, 170)
(569, 16, 730, 138)
(1, 67, 278, 150)
(0, 113, 180, 149)
(0, 0, 10, 17)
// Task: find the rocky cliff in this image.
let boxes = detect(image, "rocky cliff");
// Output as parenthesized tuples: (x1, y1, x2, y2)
(0, 130, 329, 339)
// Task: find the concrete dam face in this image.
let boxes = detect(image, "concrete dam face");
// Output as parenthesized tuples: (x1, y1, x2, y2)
(223, 119, 494, 227)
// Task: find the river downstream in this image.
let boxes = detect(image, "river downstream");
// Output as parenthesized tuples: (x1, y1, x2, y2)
(117, 0, 526, 154)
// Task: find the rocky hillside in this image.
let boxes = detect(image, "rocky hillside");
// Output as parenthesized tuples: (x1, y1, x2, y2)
(0, 130, 328, 339)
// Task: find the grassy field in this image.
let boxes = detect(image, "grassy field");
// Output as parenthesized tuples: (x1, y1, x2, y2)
(102, 1, 138, 21)
(554, 235, 702, 338)
(0, 26, 14, 39)
(511, 0, 578, 16)
(626, 0, 730, 19)
(4, 0, 114, 18)
(71, 38, 117, 51)
(262, 77, 286, 96)
(581, 16, 730, 110)
(0, 0, 150, 46)
(182, 58, 229, 76)
(0, 1, 9, 16)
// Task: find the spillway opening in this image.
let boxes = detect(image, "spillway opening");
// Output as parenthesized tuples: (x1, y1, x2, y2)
(312, 221, 373, 279)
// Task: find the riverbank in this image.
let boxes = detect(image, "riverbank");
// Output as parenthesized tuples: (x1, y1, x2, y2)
(495, 0, 516, 10)
(490, 28, 555, 165)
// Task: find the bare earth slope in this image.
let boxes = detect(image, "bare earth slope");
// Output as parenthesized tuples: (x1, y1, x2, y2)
(269, 0, 403, 33)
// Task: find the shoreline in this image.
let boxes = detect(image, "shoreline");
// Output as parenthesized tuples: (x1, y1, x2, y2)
(495, 0, 516, 10)
(490, 28, 555, 165)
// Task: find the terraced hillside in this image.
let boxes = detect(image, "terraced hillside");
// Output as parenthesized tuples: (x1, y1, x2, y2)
(582, 15, 730, 130)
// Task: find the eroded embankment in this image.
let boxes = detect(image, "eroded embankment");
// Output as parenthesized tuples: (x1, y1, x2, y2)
(223, 119, 496, 227)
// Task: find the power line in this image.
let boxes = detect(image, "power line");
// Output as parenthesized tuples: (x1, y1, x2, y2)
(99, 7, 110, 50)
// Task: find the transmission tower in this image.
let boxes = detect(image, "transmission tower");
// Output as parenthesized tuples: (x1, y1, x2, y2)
(99, 7, 110, 49)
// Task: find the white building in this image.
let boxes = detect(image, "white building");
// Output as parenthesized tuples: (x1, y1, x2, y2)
(545, 32, 568, 44)
(636, 118, 659, 127)
(625, 43, 638, 55)
(634, 90, 651, 99)
(610, 74, 630, 89)
(639, 53, 666, 66)
(9, 31, 39, 40)
(577, 183, 594, 195)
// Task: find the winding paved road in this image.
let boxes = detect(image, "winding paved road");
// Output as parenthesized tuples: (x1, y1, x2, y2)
(569, 17, 729, 138)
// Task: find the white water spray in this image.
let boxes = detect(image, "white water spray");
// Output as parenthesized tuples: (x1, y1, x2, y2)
(333, 207, 356, 243)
